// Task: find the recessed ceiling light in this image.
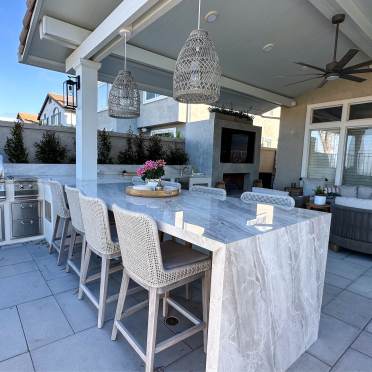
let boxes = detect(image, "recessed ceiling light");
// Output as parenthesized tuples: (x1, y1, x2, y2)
(204, 11, 219, 23)
(262, 43, 274, 52)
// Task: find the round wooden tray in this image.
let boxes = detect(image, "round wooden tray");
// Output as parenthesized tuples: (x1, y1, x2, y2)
(126, 186, 180, 198)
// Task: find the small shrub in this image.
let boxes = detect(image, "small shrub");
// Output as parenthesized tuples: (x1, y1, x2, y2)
(134, 132, 146, 164)
(146, 135, 164, 160)
(34, 131, 66, 164)
(97, 129, 113, 164)
(4, 122, 28, 163)
(166, 147, 188, 165)
(118, 130, 136, 164)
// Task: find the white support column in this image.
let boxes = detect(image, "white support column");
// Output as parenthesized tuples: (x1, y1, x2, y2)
(75, 59, 101, 181)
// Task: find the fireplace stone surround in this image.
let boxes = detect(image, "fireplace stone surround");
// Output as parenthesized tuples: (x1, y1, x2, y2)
(185, 113, 261, 194)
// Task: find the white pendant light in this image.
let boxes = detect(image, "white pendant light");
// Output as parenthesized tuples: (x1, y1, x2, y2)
(109, 29, 140, 118)
(173, 0, 221, 104)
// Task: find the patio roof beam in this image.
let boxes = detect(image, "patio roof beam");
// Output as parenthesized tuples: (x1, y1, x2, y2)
(112, 45, 296, 107)
(65, 0, 183, 72)
(39, 16, 91, 49)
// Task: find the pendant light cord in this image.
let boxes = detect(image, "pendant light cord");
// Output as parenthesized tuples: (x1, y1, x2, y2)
(197, 0, 201, 29)
(124, 32, 127, 71)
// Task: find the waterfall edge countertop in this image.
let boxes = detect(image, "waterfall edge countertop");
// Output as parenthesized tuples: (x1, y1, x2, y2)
(46, 178, 331, 372)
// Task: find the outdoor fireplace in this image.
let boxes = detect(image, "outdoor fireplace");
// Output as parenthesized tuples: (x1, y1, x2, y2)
(223, 173, 249, 195)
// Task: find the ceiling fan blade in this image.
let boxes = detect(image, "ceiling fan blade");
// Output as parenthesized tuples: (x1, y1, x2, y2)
(318, 79, 328, 88)
(341, 74, 366, 83)
(285, 76, 322, 87)
(343, 68, 372, 74)
(294, 62, 326, 73)
(342, 59, 372, 71)
(334, 49, 359, 70)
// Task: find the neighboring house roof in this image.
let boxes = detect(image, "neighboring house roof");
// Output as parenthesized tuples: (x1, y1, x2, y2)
(38, 92, 75, 120)
(17, 112, 39, 124)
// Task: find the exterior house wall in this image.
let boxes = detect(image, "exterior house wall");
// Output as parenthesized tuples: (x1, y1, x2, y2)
(0, 121, 184, 164)
(97, 110, 137, 133)
(136, 95, 180, 128)
(253, 107, 281, 148)
(39, 99, 75, 127)
(275, 73, 372, 190)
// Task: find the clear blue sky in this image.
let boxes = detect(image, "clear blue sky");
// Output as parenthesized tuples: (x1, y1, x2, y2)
(0, 1, 65, 119)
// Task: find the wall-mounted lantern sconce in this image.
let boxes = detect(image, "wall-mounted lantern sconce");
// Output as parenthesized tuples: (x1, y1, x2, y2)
(63, 75, 80, 109)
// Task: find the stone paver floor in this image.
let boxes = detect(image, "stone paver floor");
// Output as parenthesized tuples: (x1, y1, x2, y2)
(1, 241, 372, 371)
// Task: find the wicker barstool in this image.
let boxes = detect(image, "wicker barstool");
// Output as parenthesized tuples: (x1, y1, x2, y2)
(241, 191, 295, 208)
(48, 180, 71, 266)
(64, 186, 86, 276)
(190, 185, 226, 198)
(78, 193, 124, 328)
(161, 181, 181, 190)
(111, 206, 211, 372)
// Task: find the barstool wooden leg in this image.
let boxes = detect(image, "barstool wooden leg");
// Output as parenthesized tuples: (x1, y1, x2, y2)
(112, 272, 130, 341)
(184, 242, 193, 300)
(162, 291, 169, 318)
(97, 257, 110, 328)
(65, 228, 77, 272)
(185, 283, 191, 301)
(78, 246, 91, 299)
(202, 270, 211, 353)
(57, 218, 69, 266)
(80, 235, 86, 275)
(49, 215, 60, 254)
(146, 287, 159, 372)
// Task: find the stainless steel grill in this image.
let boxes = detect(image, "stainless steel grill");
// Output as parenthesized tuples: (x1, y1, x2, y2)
(7, 176, 38, 199)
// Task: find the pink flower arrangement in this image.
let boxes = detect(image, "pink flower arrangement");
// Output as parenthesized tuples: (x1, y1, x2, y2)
(136, 160, 166, 181)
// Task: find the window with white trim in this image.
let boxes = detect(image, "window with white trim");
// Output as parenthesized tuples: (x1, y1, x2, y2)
(143, 91, 166, 104)
(97, 82, 111, 112)
(343, 128, 372, 186)
(307, 129, 339, 183)
(51, 107, 61, 126)
(302, 96, 372, 186)
(150, 128, 177, 137)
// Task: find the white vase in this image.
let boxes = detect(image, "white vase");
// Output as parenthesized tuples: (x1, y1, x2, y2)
(314, 195, 326, 205)
(146, 179, 160, 189)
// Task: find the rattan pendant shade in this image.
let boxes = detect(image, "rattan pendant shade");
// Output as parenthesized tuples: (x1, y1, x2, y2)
(173, 0, 221, 104)
(108, 30, 140, 118)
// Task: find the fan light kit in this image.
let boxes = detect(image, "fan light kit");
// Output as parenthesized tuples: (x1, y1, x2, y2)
(288, 14, 372, 88)
(108, 28, 140, 118)
(173, 0, 222, 104)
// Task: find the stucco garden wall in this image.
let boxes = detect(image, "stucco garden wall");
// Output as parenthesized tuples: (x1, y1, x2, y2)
(0, 121, 184, 163)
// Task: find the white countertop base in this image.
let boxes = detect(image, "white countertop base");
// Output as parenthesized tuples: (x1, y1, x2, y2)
(207, 214, 330, 372)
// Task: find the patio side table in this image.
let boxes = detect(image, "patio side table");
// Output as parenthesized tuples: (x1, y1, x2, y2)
(306, 203, 331, 212)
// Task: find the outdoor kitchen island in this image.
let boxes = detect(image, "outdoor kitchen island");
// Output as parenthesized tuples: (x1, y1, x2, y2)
(63, 180, 331, 372)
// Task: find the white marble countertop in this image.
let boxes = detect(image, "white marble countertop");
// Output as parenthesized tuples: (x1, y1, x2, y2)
(45, 179, 325, 250)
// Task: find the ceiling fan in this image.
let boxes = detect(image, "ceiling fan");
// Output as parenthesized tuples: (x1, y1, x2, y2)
(288, 14, 372, 88)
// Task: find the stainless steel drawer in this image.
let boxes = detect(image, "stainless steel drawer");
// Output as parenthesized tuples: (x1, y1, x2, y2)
(11, 201, 41, 220)
(11, 218, 42, 239)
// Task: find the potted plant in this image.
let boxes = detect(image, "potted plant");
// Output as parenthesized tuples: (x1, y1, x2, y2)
(314, 186, 326, 205)
(136, 160, 166, 189)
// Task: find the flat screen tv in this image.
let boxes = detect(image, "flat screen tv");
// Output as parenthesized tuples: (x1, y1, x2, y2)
(220, 128, 256, 164)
